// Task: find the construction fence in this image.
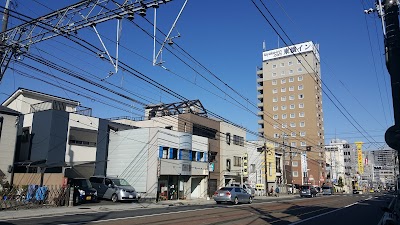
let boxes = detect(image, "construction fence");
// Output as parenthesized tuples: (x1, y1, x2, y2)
(0, 184, 70, 211)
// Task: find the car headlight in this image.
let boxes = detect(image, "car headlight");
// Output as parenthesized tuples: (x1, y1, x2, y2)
(78, 190, 85, 196)
(94, 191, 97, 196)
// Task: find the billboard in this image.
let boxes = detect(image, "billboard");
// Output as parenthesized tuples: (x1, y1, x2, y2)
(262, 41, 319, 61)
(355, 142, 364, 174)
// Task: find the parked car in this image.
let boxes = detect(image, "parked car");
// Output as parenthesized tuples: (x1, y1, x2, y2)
(299, 185, 318, 198)
(68, 178, 98, 205)
(213, 187, 252, 204)
(89, 176, 140, 202)
(230, 183, 255, 197)
(321, 186, 334, 195)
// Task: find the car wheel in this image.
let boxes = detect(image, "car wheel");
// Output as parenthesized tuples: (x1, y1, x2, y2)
(248, 197, 253, 204)
(233, 197, 239, 205)
(111, 194, 118, 203)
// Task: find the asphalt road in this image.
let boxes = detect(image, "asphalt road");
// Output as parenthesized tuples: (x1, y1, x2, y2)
(0, 193, 393, 225)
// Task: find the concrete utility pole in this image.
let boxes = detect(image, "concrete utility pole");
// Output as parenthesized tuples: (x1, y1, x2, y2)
(381, 0, 400, 157)
(1, 0, 10, 33)
(289, 146, 293, 194)
(264, 142, 268, 196)
(282, 139, 287, 193)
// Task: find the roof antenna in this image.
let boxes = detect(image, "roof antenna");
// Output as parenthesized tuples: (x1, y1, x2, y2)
(262, 40, 266, 51)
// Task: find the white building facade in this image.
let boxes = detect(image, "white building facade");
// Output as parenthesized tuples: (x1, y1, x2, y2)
(108, 127, 209, 200)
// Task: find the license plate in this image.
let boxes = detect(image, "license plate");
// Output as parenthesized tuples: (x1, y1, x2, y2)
(219, 193, 224, 196)
(129, 195, 133, 198)
(302, 191, 306, 194)
(86, 196, 92, 201)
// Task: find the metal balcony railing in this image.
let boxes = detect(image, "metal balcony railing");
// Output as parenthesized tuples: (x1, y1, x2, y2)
(30, 100, 92, 116)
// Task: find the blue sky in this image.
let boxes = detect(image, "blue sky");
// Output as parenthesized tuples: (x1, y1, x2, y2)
(0, 0, 391, 149)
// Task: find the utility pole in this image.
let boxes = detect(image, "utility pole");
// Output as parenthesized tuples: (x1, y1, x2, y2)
(289, 146, 293, 194)
(264, 142, 268, 196)
(282, 140, 287, 193)
(379, 0, 400, 164)
(1, 0, 10, 33)
(0, 0, 11, 78)
(241, 156, 244, 187)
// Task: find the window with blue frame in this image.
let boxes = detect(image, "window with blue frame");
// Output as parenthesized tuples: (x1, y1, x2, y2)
(200, 152, 205, 161)
(191, 151, 197, 161)
(159, 146, 168, 159)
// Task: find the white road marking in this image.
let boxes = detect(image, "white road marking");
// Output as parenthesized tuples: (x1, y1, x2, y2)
(289, 196, 373, 225)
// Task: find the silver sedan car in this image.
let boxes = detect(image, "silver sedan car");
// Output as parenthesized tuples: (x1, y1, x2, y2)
(213, 187, 253, 204)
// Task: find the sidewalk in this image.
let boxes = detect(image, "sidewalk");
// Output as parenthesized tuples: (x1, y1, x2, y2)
(0, 194, 299, 221)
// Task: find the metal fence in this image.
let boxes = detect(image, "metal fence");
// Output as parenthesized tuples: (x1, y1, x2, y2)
(0, 185, 70, 211)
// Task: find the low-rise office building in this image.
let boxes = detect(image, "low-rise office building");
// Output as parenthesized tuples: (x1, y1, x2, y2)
(107, 127, 209, 200)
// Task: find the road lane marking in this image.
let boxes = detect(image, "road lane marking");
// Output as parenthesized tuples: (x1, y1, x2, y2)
(289, 201, 359, 225)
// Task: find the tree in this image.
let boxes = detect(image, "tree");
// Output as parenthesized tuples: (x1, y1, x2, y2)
(338, 176, 344, 188)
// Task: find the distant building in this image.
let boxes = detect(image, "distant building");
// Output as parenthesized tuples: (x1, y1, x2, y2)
(371, 149, 398, 187)
(1, 88, 131, 186)
(246, 141, 283, 194)
(257, 41, 325, 186)
(111, 100, 247, 196)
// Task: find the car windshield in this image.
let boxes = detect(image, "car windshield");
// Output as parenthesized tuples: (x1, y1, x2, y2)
(73, 179, 92, 188)
(300, 186, 310, 190)
(220, 187, 233, 191)
(111, 178, 130, 186)
(322, 186, 332, 189)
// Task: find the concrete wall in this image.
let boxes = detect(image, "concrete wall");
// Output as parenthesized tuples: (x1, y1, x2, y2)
(0, 113, 18, 182)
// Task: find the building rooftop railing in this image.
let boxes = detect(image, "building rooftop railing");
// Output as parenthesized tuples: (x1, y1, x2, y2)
(30, 100, 92, 116)
(106, 116, 144, 121)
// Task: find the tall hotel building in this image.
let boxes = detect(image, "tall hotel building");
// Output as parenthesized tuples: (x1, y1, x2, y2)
(257, 41, 325, 186)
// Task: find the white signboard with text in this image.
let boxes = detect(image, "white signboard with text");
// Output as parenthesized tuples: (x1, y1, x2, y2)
(262, 41, 319, 62)
(301, 153, 308, 173)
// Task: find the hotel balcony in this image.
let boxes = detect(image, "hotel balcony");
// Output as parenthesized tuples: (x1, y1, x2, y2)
(257, 77, 263, 83)
(257, 102, 264, 107)
(258, 128, 264, 133)
(257, 94, 263, 99)
(257, 67, 263, 75)
(257, 86, 263, 91)
(258, 119, 264, 124)
(257, 111, 264, 116)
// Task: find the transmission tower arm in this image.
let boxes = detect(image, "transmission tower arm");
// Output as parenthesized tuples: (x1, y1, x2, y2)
(0, 0, 173, 82)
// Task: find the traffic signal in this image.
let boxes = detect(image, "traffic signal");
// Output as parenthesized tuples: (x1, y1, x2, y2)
(243, 153, 248, 176)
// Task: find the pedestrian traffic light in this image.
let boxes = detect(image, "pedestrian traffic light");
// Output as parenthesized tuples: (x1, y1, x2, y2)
(243, 153, 248, 176)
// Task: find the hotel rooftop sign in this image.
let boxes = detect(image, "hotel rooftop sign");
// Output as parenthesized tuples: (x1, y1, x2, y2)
(262, 41, 319, 62)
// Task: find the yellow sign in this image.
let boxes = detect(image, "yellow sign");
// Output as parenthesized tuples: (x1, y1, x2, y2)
(355, 142, 364, 174)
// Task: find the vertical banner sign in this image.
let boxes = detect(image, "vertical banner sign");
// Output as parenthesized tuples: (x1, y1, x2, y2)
(355, 142, 364, 174)
(301, 153, 308, 174)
